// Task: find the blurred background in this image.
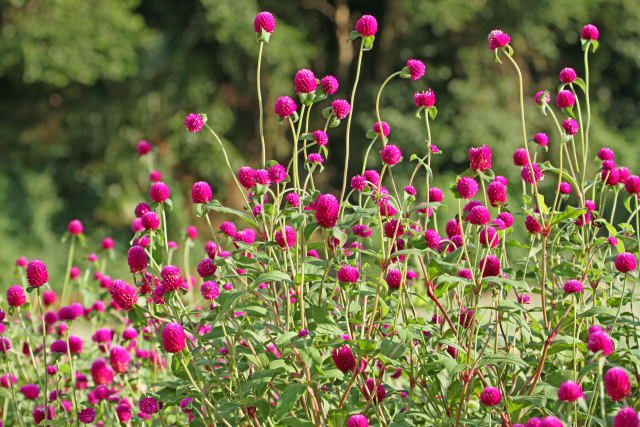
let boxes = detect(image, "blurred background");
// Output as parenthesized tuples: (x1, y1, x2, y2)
(1, 0, 639, 281)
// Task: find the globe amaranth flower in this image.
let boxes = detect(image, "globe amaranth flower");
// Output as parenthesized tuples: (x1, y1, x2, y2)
(518, 294, 531, 304)
(625, 175, 640, 194)
(161, 265, 183, 291)
(20, 384, 39, 400)
(424, 229, 440, 249)
(274, 96, 297, 118)
(337, 265, 359, 283)
(613, 407, 638, 427)
(254, 11, 276, 33)
(237, 166, 255, 189)
(150, 181, 170, 203)
(384, 219, 404, 238)
(140, 397, 158, 414)
(380, 145, 402, 166)
(294, 69, 317, 93)
(556, 90, 575, 109)
(197, 258, 216, 278)
(116, 404, 131, 423)
(32, 404, 55, 424)
(362, 378, 386, 403)
(285, 193, 299, 207)
(332, 345, 356, 372)
(109, 346, 131, 374)
(67, 219, 83, 235)
(488, 29, 510, 50)
(458, 269, 472, 280)
(559, 182, 572, 194)
(162, 323, 186, 353)
(184, 113, 204, 132)
(479, 255, 501, 277)
(7, 285, 26, 307)
(540, 416, 564, 427)
(563, 279, 583, 293)
(307, 153, 324, 164)
(372, 121, 390, 137)
(275, 226, 296, 249)
(315, 194, 339, 228)
(562, 118, 579, 135)
(445, 219, 462, 238)
(468, 144, 491, 173)
(559, 67, 577, 83)
(605, 367, 631, 401)
(386, 269, 403, 289)
(109, 280, 138, 310)
(601, 168, 620, 186)
(487, 181, 506, 206)
(535, 91, 550, 104)
(558, 381, 583, 401)
(50, 339, 67, 354)
(468, 205, 490, 225)
(331, 99, 351, 119)
(149, 170, 163, 182)
(581, 24, 599, 40)
(429, 187, 443, 202)
(78, 407, 96, 423)
(127, 245, 147, 274)
(200, 281, 219, 300)
(598, 147, 615, 160)
(618, 167, 630, 184)
(414, 89, 436, 108)
(351, 175, 366, 191)
(525, 215, 541, 233)
(191, 181, 212, 204)
(320, 76, 338, 95)
(253, 169, 270, 185)
(615, 252, 637, 272)
(268, 164, 287, 183)
(588, 331, 614, 356)
(534, 133, 549, 146)
(480, 387, 501, 406)
(355, 14, 377, 36)
(347, 414, 369, 427)
(26, 259, 48, 287)
(364, 170, 380, 186)
(136, 140, 151, 155)
(602, 160, 617, 171)
(513, 148, 529, 166)
(456, 176, 478, 199)
(479, 226, 499, 248)
(521, 163, 543, 184)
(406, 59, 425, 80)
(141, 212, 160, 230)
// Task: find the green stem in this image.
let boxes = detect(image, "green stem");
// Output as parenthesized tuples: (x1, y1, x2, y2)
(3, 357, 25, 427)
(61, 236, 76, 306)
(160, 204, 170, 262)
(257, 41, 266, 169)
(36, 288, 48, 414)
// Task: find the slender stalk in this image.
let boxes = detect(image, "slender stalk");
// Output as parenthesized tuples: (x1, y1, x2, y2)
(36, 288, 48, 413)
(160, 204, 170, 262)
(65, 330, 80, 427)
(257, 41, 266, 168)
(3, 356, 25, 427)
(61, 236, 76, 306)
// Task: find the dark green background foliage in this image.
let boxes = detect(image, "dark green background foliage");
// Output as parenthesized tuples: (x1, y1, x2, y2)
(1, 0, 638, 279)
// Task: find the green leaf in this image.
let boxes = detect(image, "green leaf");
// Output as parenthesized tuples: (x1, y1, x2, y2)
(428, 106, 437, 120)
(362, 35, 375, 50)
(365, 130, 379, 139)
(256, 270, 292, 284)
(282, 418, 315, 427)
(205, 200, 258, 228)
(551, 262, 579, 278)
(624, 194, 634, 214)
(311, 306, 343, 335)
(578, 306, 616, 318)
(380, 338, 406, 360)
(274, 383, 306, 420)
(572, 78, 586, 93)
(477, 354, 529, 369)
(328, 408, 349, 427)
(347, 31, 361, 42)
(550, 206, 587, 226)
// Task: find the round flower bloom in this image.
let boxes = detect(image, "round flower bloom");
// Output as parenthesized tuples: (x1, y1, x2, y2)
(356, 14, 377, 36)
(513, 148, 528, 166)
(315, 194, 339, 228)
(480, 387, 501, 406)
(613, 407, 638, 427)
(556, 90, 575, 109)
(581, 24, 599, 40)
(445, 219, 462, 237)
(136, 140, 151, 155)
(32, 404, 55, 424)
(101, 237, 114, 250)
(351, 175, 366, 191)
(141, 212, 159, 230)
(186, 226, 198, 240)
(534, 133, 549, 146)
(150, 182, 170, 203)
(135, 202, 150, 218)
(406, 59, 425, 80)
(602, 160, 617, 171)
(109, 280, 138, 310)
(364, 170, 380, 186)
(197, 258, 217, 278)
(559, 67, 577, 83)
(21, 384, 39, 400)
(521, 163, 543, 184)
(337, 265, 359, 283)
(219, 221, 236, 237)
(347, 414, 369, 427)
(588, 331, 614, 356)
(386, 269, 403, 289)
(66, 335, 82, 355)
(162, 323, 186, 353)
(332, 346, 356, 372)
(161, 265, 183, 291)
(7, 285, 26, 307)
(414, 89, 436, 108)
(294, 69, 317, 93)
(605, 367, 631, 401)
(598, 147, 615, 160)
(67, 219, 83, 235)
(320, 76, 338, 95)
(149, 170, 162, 182)
(331, 99, 351, 119)
(308, 131, 329, 149)
(541, 416, 564, 427)
(558, 381, 583, 401)
(362, 378, 386, 403)
(458, 269, 472, 280)
(559, 182, 572, 194)
(618, 167, 630, 184)
(58, 305, 76, 321)
(127, 245, 147, 273)
(26, 259, 48, 287)
(109, 346, 130, 374)
(237, 166, 255, 189)
(468, 206, 490, 225)
(562, 118, 579, 135)
(564, 279, 583, 293)
(268, 164, 287, 183)
(384, 219, 404, 238)
(0, 374, 16, 388)
(602, 168, 620, 186)
(254, 11, 275, 33)
(275, 226, 296, 249)
(487, 181, 506, 206)
(353, 224, 372, 238)
(424, 229, 441, 249)
(456, 176, 478, 199)
(526, 421, 542, 427)
(479, 255, 501, 277)
(585, 200, 596, 211)
(184, 113, 204, 132)
(274, 96, 297, 118)
(488, 29, 510, 50)
(525, 215, 541, 233)
(140, 397, 158, 414)
(116, 404, 131, 423)
(535, 91, 550, 104)
(191, 181, 212, 204)
(78, 407, 96, 423)
(625, 175, 640, 194)
(479, 226, 499, 247)
(285, 193, 299, 207)
(308, 153, 324, 164)
(469, 144, 492, 172)
(372, 121, 390, 137)
(380, 145, 402, 166)
(253, 169, 271, 186)
(615, 252, 637, 273)
(200, 281, 219, 300)
(518, 294, 531, 304)
(429, 187, 443, 202)
(50, 339, 67, 354)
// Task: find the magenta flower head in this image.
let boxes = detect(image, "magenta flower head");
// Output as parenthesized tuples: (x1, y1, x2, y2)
(615, 252, 637, 273)
(162, 322, 186, 353)
(0, 337, 9, 353)
(91, 359, 114, 385)
(141, 212, 160, 230)
(7, 285, 26, 307)
(487, 181, 506, 206)
(414, 89, 436, 108)
(559, 67, 577, 83)
(347, 414, 369, 427)
(20, 384, 39, 400)
(307, 153, 324, 164)
(337, 265, 359, 283)
(320, 75, 339, 95)
(541, 416, 564, 427)
(563, 279, 583, 293)
(429, 187, 443, 202)
(581, 24, 599, 41)
(127, 246, 147, 273)
(386, 269, 403, 289)
(557, 381, 583, 401)
(184, 113, 204, 132)
(16, 257, 27, 267)
(268, 164, 287, 183)
(331, 99, 351, 119)
(200, 281, 219, 300)
(136, 140, 151, 155)
(312, 130, 329, 146)
(26, 259, 48, 287)
(588, 331, 614, 356)
(598, 147, 615, 161)
(78, 407, 96, 423)
(116, 404, 131, 423)
(237, 166, 255, 189)
(102, 237, 114, 250)
(254, 11, 275, 33)
(50, 339, 67, 354)
(372, 121, 390, 137)
(626, 176, 640, 194)
(254, 169, 269, 185)
(521, 164, 543, 184)
(362, 378, 386, 403)
(197, 258, 216, 278)
(135, 202, 150, 217)
(140, 397, 159, 415)
(562, 118, 579, 135)
(535, 91, 551, 104)
(468, 205, 490, 225)
(274, 96, 297, 118)
(67, 219, 84, 235)
(479, 255, 501, 277)
(275, 226, 296, 249)
(534, 133, 549, 146)
(513, 148, 528, 166)
(406, 59, 426, 80)
(332, 345, 356, 372)
(456, 176, 478, 199)
(191, 181, 212, 204)
(613, 407, 638, 427)
(109, 346, 131, 374)
(186, 226, 197, 240)
(150, 170, 162, 182)
(479, 387, 501, 406)
(69, 335, 82, 354)
(161, 265, 183, 291)
(424, 229, 441, 249)
(150, 182, 170, 203)
(469, 144, 492, 172)
(605, 367, 631, 401)
(559, 182, 572, 194)
(294, 69, 317, 93)
(488, 29, 510, 50)
(356, 14, 377, 36)
(380, 145, 402, 166)
(556, 90, 575, 109)
(109, 280, 138, 310)
(315, 193, 339, 228)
